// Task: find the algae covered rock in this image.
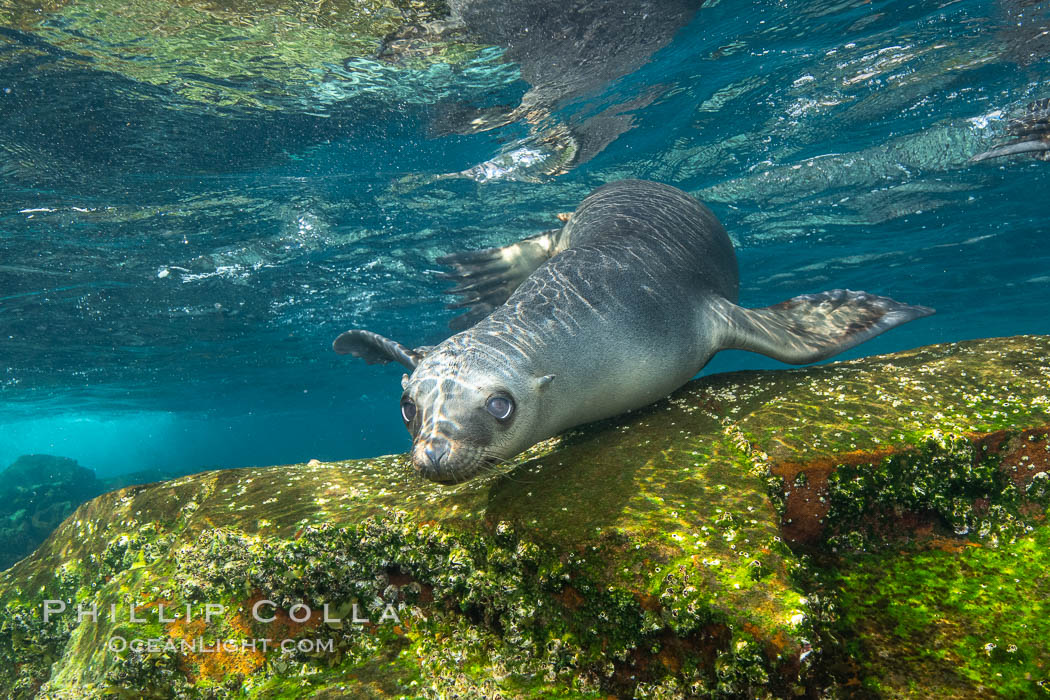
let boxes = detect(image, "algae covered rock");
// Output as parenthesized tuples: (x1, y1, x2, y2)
(0, 336, 1048, 698)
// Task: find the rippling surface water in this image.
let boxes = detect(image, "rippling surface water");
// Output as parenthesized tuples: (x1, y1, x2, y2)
(0, 0, 1048, 477)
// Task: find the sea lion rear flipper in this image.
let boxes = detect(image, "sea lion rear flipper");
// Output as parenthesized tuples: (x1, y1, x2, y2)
(437, 228, 562, 330)
(715, 290, 934, 365)
(971, 97, 1050, 162)
(333, 329, 427, 370)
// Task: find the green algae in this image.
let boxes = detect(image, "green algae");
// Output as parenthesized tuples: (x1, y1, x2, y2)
(721, 335, 1050, 464)
(1, 335, 1049, 698)
(821, 429, 1050, 549)
(0, 409, 809, 697)
(715, 336, 1050, 551)
(824, 515, 1050, 697)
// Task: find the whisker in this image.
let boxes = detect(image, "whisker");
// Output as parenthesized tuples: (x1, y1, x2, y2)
(475, 449, 543, 484)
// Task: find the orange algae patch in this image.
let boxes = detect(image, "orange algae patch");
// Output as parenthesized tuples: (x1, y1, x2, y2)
(167, 611, 265, 683)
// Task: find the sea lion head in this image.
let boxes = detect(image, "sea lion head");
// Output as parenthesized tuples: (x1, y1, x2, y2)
(400, 344, 555, 484)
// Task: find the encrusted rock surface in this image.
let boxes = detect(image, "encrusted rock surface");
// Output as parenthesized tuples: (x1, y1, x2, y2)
(1, 335, 1047, 699)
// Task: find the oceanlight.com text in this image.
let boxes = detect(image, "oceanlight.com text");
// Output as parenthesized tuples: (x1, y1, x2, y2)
(106, 636, 336, 654)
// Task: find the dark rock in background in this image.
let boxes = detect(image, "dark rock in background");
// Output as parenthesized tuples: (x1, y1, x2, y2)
(0, 455, 102, 571)
(0, 457, 197, 571)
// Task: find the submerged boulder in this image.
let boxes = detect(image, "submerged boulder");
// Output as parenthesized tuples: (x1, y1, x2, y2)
(0, 336, 1047, 698)
(0, 455, 102, 572)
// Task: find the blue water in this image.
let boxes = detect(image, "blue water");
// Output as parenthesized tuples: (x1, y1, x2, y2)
(1, 0, 1048, 481)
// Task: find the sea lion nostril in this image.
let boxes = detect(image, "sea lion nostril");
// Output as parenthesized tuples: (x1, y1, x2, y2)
(423, 440, 450, 467)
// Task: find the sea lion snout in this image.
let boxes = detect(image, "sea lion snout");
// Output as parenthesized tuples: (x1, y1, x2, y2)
(421, 437, 450, 468)
(401, 351, 529, 483)
(410, 434, 490, 484)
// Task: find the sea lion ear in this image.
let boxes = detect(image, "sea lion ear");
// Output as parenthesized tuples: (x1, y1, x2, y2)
(401, 374, 410, 390)
(536, 374, 555, 389)
(333, 329, 423, 370)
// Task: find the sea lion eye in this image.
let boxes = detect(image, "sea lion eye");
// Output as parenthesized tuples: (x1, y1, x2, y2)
(401, 398, 417, 424)
(485, 394, 514, 421)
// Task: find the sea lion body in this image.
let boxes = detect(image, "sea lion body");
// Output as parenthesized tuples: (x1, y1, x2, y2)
(336, 180, 933, 483)
(460, 182, 736, 433)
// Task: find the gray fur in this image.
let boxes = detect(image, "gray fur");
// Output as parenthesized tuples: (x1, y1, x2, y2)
(335, 180, 933, 483)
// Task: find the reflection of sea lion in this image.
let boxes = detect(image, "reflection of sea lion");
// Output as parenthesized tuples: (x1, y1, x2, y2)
(972, 98, 1050, 162)
(391, 0, 703, 182)
(334, 180, 933, 483)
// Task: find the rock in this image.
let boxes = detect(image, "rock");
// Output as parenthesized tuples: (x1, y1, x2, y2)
(0, 455, 102, 572)
(0, 336, 1047, 699)
(0, 455, 96, 494)
(98, 467, 206, 494)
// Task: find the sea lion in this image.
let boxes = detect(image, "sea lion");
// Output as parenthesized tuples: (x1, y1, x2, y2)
(334, 180, 933, 483)
(972, 98, 1050, 162)
(392, 0, 703, 184)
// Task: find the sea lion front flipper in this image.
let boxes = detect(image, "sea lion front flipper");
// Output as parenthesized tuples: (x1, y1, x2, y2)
(971, 98, 1050, 162)
(715, 290, 934, 365)
(437, 228, 562, 330)
(333, 329, 427, 370)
